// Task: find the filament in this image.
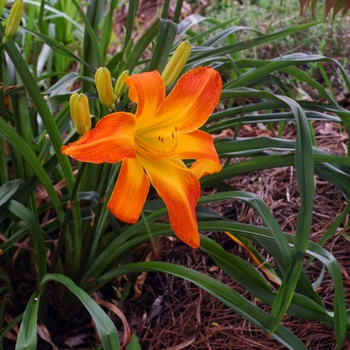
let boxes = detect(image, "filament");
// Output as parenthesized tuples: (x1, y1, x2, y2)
(135, 127, 178, 160)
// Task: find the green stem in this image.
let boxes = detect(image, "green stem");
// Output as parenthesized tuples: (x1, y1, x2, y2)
(141, 211, 156, 251)
(49, 162, 87, 274)
(161, 0, 170, 19)
(75, 163, 114, 285)
(0, 46, 8, 184)
(173, 0, 184, 23)
(32, 0, 46, 78)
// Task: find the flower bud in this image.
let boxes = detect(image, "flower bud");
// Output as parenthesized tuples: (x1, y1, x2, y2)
(161, 40, 191, 88)
(0, 0, 6, 14)
(95, 67, 116, 110)
(114, 70, 129, 102)
(70, 93, 91, 135)
(2, 0, 24, 45)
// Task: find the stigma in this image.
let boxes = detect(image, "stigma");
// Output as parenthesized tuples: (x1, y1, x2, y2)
(136, 127, 178, 160)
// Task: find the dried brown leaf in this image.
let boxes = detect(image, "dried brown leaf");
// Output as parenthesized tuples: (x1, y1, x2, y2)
(37, 323, 59, 350)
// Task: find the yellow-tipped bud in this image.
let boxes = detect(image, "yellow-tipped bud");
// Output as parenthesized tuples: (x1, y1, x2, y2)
(95, 67, 116, 110)
(161, 40, 191, 88)
(114, 70, 129, 102)
(0, 0, 6, 14)
(2, 0, 24, 45)
(70, 93, 91, 135)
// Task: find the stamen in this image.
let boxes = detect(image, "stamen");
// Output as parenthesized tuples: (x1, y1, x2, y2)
(135, 126, 178, 160)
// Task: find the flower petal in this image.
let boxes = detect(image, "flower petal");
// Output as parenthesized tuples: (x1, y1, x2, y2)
(147, 67, 222, 135)
(108, 159, 150, 223)
(138, 154, 201, 248)
(61, 112, 137, 163)
(174, 130, 221, 163)
(190, 159, 222, 179)
(125, 71, 165, 122)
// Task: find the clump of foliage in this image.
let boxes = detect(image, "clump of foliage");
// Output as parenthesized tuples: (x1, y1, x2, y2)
(0, 0, 349, 349)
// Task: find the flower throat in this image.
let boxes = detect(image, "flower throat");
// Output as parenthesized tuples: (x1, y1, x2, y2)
(136, 126, 178, 160)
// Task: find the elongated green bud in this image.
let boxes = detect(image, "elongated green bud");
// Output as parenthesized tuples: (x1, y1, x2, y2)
(2, 0, 24, 45)
(70, 93, 91, 135)
(0, 0, 6, 14)
(114, 70, 129, 102)
(161, 40, 191, 88)
(95, 67, 116, 110)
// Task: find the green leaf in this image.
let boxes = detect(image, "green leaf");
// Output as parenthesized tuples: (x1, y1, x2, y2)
(15, 292, 40, 350)
(99, 0, 119, 59)
(97, 262, 307, 350)
(3, 25, 75, 192)
(40, 274, 121, 350)
(25, 0, 83, 32)
(21, 26, 94, 72)
(270, 96, 314, 334)
(177, 14, 221, 36)
(126, 334, 142, 350)
(0, 118, 64, 222)
(201, 236, 333, 323)
(187, 18, 239, 46)
(198, 220, 349, 344)
(224, 54, 343, 91)
(7, 201, 47, 282)
(200, 236, 273, 300)
(223, 191, 292, 269)
(188, 22, 319, 63)
(0, 314, 22, 341)
(124, 0, 140, 48)
(71, 0, 103, 68)
(0, 226, 28, 254)
(0, 179, 22, 207)
(148, 19, 178, 73)
(121, 19, 160, 74)
(44, 72, 80, 95)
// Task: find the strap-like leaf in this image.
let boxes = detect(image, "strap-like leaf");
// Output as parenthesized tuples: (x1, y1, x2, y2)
(15, 292, 40, 350)
(148, 19, 177, 73)
(40, 274, 121, 350)
(97, 261, 308, 350)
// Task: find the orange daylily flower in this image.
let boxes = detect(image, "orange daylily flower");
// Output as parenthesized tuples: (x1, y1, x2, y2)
(61, 67, 222, 248)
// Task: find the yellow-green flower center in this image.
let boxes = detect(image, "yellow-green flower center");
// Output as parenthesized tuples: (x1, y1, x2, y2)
(135, 127, 178, 160)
